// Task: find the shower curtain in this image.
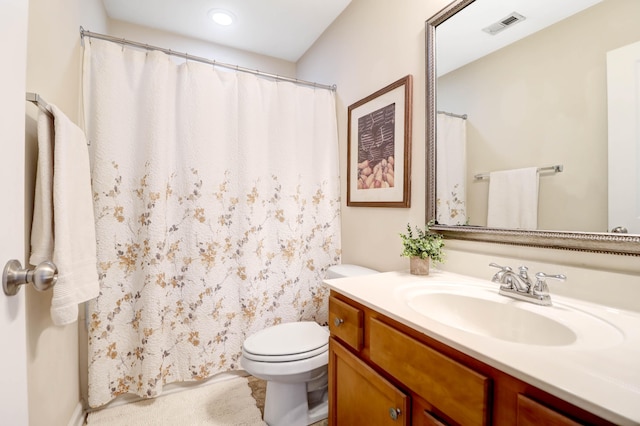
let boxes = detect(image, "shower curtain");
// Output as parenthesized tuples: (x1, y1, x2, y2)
(82, 39, 341, 408)
(436, 112, 467, 225)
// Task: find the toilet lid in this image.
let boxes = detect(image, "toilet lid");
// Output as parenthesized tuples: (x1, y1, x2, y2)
(243, 321, 329, 360)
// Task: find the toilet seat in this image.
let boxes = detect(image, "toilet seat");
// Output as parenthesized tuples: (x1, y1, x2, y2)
(242, 321, 329, 362)
(241, 350, 328, 377)
(243, 343, 328, 362)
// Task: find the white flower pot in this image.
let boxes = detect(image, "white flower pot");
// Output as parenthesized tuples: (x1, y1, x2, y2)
(409, 257, 430, 275)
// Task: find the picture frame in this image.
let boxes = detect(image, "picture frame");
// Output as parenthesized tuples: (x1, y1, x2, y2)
(347, 75, 412, 207)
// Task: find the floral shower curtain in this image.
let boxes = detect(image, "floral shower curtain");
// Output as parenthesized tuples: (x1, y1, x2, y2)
(82, 39, 341, 408)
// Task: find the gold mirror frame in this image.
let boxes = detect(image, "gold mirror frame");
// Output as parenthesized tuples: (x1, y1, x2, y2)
(425, 0, 640, 256)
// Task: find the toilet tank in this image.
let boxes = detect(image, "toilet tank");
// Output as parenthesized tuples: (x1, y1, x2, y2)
(326, 264, 379, 279)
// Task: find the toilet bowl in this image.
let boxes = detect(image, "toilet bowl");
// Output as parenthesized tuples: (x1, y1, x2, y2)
(240, 264, 378, 426)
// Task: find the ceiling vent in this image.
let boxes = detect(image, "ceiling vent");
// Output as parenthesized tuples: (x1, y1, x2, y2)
(482, 12, 526, 35)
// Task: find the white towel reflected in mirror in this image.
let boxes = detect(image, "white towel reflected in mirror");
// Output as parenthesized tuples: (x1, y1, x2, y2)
(487, 167, 539, 229)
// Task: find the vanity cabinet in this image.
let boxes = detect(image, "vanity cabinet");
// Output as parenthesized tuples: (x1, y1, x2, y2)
(328, 292, 616, 426)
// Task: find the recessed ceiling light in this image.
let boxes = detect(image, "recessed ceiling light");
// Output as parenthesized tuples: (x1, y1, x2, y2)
(208, 9, 235, 26)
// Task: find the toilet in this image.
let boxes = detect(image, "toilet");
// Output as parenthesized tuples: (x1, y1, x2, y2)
(241, 264, 378, 426)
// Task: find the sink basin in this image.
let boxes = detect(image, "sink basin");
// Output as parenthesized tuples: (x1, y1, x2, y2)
(398, 284, 624, 348)
(408, 292, 576, 345)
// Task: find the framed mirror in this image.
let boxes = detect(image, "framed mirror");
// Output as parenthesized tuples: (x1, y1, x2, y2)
(425, 0, 640, 255)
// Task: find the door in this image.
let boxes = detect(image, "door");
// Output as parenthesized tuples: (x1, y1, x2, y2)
(0, 0, 30, 424)
(607, 40, 640, 234)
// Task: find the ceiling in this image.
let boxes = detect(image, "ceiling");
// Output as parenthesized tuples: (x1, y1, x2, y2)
(101, 0, 352, 62)
(101, 0, 604, 73)
(437, 0, 603, 76)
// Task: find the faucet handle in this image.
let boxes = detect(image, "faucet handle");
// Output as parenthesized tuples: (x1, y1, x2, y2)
(532, 272, 567, 295)
(535, 272, 567, 283)
(489, 262, 512, 272)
(489, 263, 512, 284)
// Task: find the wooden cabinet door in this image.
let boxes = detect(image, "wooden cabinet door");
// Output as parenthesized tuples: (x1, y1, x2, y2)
(329, 337, 409, 426)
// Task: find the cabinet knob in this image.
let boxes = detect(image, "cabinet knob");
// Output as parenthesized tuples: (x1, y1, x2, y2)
(334, 317, 344, 327)
(389, 407, 401, 421)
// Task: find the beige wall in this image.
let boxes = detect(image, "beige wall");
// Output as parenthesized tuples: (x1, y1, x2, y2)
(299, 0, 640, 308)
(108, 21, 296, 77)
(438, 0, 640, 232)
(298, 0, 453, 272)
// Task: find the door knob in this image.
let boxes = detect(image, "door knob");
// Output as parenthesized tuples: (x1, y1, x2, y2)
(2, 259, 57, 296)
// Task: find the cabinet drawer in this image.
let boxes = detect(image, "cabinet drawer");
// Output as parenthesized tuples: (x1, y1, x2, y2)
(413, 396, 449, 426)
(517, 394, 581, 426)
(329, 296, 363, 351)
(369, 318, 491, 426)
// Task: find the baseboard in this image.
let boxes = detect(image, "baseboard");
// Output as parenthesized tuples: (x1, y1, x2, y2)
(67, 401, 85, 426)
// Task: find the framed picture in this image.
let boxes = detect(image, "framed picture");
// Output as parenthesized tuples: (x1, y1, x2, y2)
(347, 75, 412, 207)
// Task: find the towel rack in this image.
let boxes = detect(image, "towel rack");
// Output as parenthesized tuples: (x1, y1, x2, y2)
(474, 165, 563, 181)
(437, 110, 468, 119)
(26, 92, 54, 119)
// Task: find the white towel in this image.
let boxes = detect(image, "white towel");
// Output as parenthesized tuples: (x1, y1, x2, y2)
(487, 167, 539, 229)
(30, 105, 100, 326)
(31, 112, 55, 262)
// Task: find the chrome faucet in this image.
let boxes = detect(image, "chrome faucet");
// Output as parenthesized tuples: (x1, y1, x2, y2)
(489, 263, 566, 306)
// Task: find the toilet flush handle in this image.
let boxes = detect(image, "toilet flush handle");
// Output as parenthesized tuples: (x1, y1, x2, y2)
(333, 317, 344, 327)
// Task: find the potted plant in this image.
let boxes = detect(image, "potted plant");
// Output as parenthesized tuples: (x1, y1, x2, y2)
(399, 221, 444, 275)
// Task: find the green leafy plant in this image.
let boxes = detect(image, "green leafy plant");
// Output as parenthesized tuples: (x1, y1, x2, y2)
(399, 221, 445, 263)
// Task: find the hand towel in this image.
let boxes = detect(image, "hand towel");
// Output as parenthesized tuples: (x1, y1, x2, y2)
(31, 112, 55, 264)
(30, 105, 100, 326)
(487, 167, 539, 229)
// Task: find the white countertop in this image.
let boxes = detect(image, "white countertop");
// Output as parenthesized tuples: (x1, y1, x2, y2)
(326, 270, 640, 426)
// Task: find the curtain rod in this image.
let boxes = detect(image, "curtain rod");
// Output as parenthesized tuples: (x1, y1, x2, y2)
(79, 27, 336, 92)
(437, 110, 467, 119)
(26, 92, 54, 119)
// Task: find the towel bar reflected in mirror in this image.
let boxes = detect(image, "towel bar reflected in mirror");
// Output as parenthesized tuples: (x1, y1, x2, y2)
(474, 165, 564, 181)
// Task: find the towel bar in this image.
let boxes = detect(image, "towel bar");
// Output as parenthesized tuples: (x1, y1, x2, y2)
(2, 259, 57, 296)
(26, 92, 54, 120)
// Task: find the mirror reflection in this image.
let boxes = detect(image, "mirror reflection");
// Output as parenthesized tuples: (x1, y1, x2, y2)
(434, 0, 640, 234)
